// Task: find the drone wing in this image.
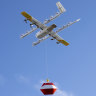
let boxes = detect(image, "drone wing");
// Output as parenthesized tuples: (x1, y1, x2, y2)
(21, 11, 46, 30)
(50, 33, 69, 46)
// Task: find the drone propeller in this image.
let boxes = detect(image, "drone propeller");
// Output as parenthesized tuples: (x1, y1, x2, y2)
(30, 24, 34, 28)
(24, 19, 27, 23)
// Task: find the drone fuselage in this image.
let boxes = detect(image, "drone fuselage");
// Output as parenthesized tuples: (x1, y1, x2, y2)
(36, 24, 57, 39)
(36, 28, 49, 39)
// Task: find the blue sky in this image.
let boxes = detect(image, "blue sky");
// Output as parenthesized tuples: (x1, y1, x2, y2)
(0, 0, 96, 96)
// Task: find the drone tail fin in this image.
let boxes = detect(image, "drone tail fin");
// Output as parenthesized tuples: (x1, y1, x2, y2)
(56, 2, 66, 13)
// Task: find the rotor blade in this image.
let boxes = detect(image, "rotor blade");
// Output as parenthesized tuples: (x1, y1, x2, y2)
(20, 27, 38, 38)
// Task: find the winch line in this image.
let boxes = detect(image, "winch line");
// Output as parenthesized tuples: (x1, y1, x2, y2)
(45, 41, 49, 79)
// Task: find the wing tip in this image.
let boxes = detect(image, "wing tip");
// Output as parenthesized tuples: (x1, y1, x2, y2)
(21, 11, 32, 22)
(58, 40, 69, 46)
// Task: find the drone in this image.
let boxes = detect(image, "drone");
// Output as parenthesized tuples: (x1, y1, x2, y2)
(21, 2, 80, 46)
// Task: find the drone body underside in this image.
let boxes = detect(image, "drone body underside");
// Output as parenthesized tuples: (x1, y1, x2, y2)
(21, 2, 80, 46)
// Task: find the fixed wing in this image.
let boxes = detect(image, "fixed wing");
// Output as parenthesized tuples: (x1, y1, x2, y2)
(21, 2, 80, 46)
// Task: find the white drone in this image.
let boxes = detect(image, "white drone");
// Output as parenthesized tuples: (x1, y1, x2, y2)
(21, 2, 80, 46)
